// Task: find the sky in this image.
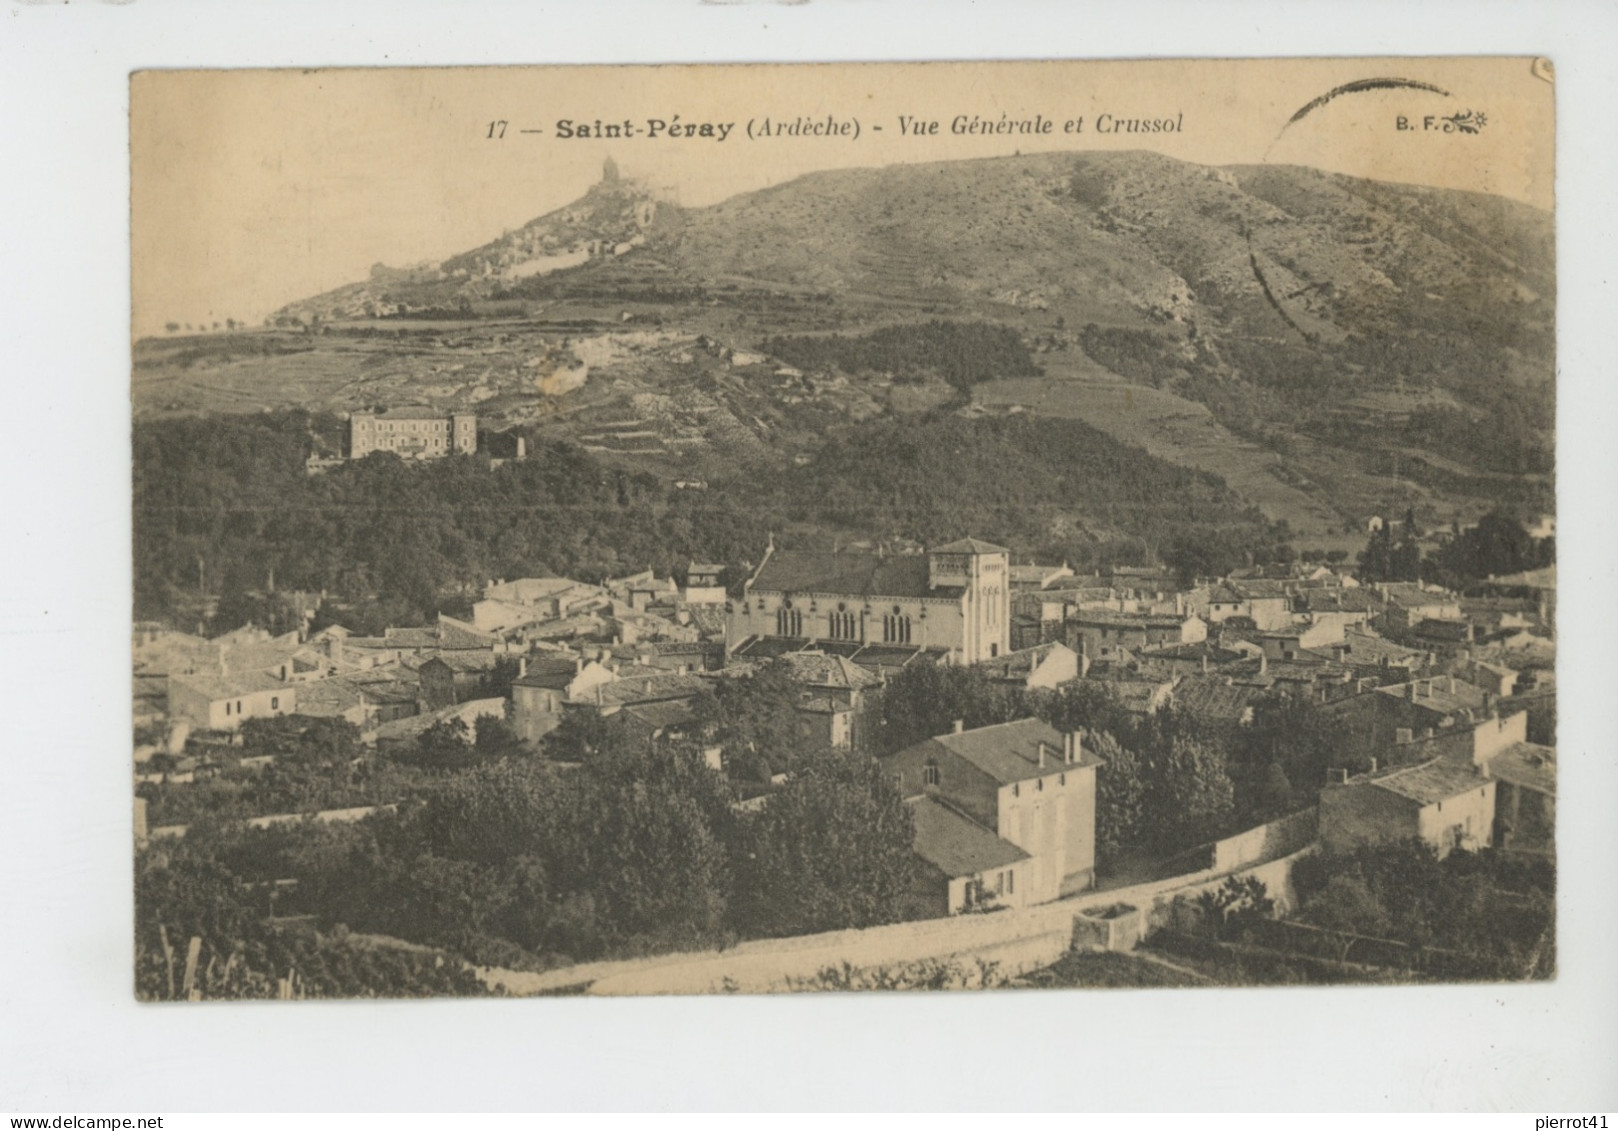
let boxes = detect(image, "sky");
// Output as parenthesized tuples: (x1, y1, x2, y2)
(131, 57, 1554, 338)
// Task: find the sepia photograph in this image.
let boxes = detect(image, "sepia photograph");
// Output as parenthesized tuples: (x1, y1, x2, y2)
(127, 57, 1560, 1001)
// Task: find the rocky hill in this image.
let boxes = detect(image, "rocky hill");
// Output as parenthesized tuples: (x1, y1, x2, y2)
(201, 150, 1554, 538)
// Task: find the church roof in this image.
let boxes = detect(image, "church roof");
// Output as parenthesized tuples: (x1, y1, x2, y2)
(750, 551, 935, 599)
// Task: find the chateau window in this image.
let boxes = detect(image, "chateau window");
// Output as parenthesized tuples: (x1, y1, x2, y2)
(882, 614, 912, 644)
(923, 759, 940, 787)
(271, 697, 279, 710)
(1007, 870, 1014, 895)
(776, 608, 803, 636)
(829, 610, 857, 640)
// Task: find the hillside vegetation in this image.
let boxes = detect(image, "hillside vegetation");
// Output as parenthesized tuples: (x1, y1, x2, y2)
(133, 410, 1287, 631)
(138, 150, 1554, 541)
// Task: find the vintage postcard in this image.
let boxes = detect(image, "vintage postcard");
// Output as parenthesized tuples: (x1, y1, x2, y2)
(130, 58, 1555, 1000)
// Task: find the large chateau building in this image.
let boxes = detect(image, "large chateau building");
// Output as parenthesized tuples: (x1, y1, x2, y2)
(350, 408, 476, 459)
(727, 538, 1011, 665)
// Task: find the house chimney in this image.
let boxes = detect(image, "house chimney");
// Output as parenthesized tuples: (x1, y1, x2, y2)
(1064, 731, 1079, 764)
(1329, 767, 1350, 785)
(1406, 682, 1418, 701)
(1368, 757, 1378, 774)
(952, 719, 965, 735)
(518, 656, 528, 679)
(1201, 653, 1209, 675)
(1038, 743, 1048, 769)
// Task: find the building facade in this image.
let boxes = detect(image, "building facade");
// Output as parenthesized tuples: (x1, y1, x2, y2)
(886, 717, 1101, 909)
(727, 538, 1012, 665)
(350, 408, 476, 459)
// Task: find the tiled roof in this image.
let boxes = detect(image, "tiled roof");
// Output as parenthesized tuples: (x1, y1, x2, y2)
(1374, 679, 1489, 716)
(750, 550, 937, 599)
(1233, 580, 1291, 600)
(293, 678, 368, 717)
(384, 627, 440, 648)
(1173, 676, 1264, 723)
(513, 657, 581, 690)
(923, 717, 1097, 785)
(1333, 631, 1429, 664)
(1069, 610, 1194, 629)
(1140, 641, 1246, 666)
(421, 650, 505, 673)
(371, 406, 456, 420)
(1300, 589, 1382, 613)
(438, 617, 502, 649)
(851, 643, 949, 675)
(732, 635, 811, 660)
(1483, 741, 1556, 795)
(906, 796, 1028, 878)
(975, 642, 1069, 680)
(780, 651, 882, 691)
(685, 606, 728, 638)
(931, 537, 1010, 556)
(170, 671, 289, 701)
(1353, 758, 1492, 805)
(577, 671, 710, 708)
(621, 700, 700, 732)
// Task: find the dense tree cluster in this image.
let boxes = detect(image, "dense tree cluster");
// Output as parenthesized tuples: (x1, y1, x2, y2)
(137, 717, 422, 828)
(868, 666, 1339, 862)
(1357, 508, 1554, 586)
(764, 414, 1285, 569)
(761, 320, 1040, 392)
(135, 674, 921, 996)
(134, 409, 1286, 634)
(1428, 510, 1555, 584)
(1291, 841, 1554, 978)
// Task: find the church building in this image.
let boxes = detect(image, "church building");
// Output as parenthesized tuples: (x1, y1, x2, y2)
(727, 538, 1011, 665)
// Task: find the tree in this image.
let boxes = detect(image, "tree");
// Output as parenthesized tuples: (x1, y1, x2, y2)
(871, 663, 1028, 756)
(542, 710, 627, 764)
(1428, 510, 1552, 583)
(695, 659, 817, 775)
(1146, 733, 1236, 853)
(1089, 730, 1145, 856)
(473, 714, 522, 760)
(476, 656, 523, 701)
(408, 717, 479, 772)
(729, 751, 918, 938)
(1304, 873, 1392, 937)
